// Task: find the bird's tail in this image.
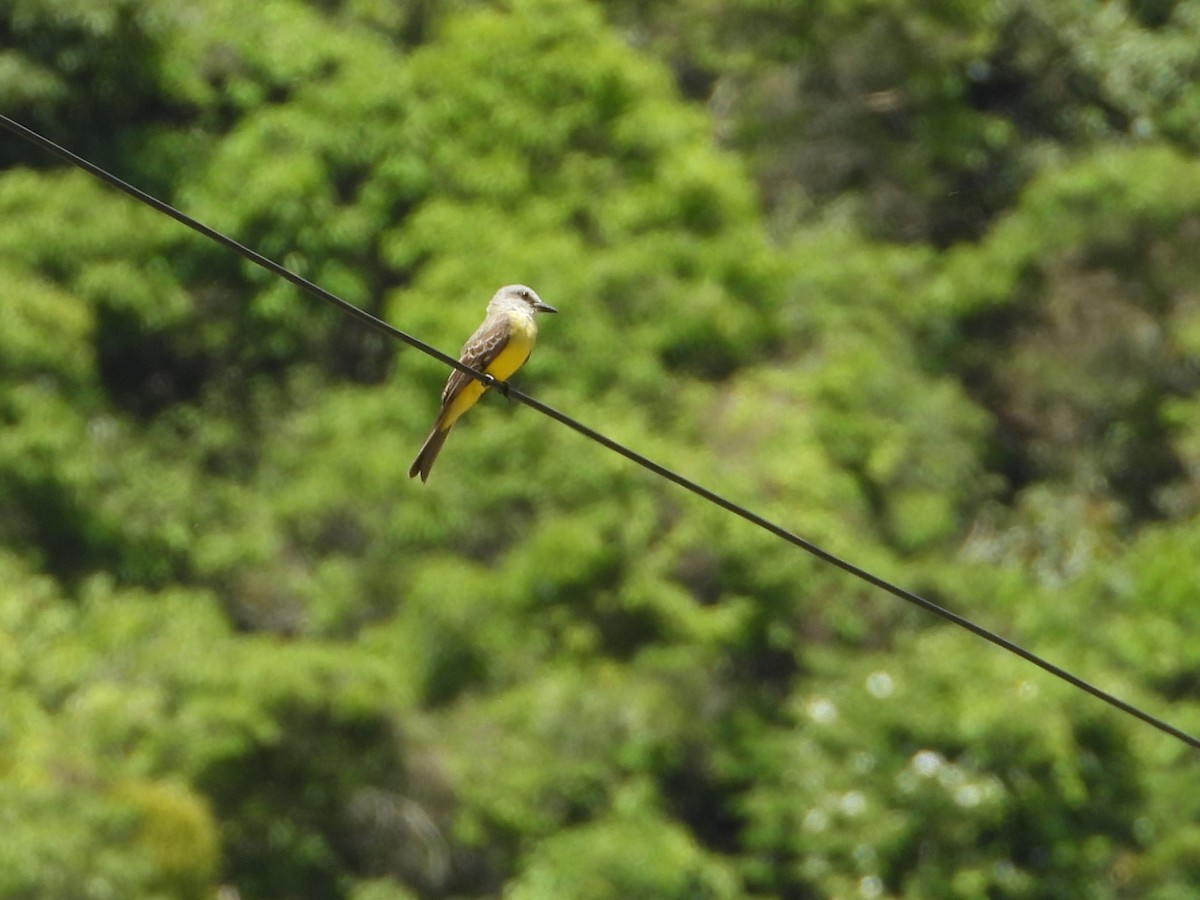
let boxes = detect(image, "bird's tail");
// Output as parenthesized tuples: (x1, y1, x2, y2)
(408, 425, 451, 483)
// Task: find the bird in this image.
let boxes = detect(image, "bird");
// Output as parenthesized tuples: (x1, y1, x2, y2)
(409, 284, 557, 482)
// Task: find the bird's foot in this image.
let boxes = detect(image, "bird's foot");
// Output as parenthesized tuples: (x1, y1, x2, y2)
(483, 374, 510, 398)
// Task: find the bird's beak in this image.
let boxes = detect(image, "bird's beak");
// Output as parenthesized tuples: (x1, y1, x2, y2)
(535, 301, 558, 314)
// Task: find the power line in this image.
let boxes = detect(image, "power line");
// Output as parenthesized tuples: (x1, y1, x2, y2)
(3, 112, 1197, 751)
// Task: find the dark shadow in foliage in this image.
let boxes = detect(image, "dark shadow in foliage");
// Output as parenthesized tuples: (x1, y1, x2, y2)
(968, 718, 1142, 896)
(421, 640, 490, 709)
(948, 256, 1196, 520)
(1127, 0, 1177, 30)
(0, 1, 183, 180)
(95, 304, 211, 417)
(0, 473, 110, 587)
(197, 705, 412, 899)
(660, 750, 748, 857)
(0, 471, 186, 591)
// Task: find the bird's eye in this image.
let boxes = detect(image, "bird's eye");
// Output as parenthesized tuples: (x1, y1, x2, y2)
(519, 288, 531, 299)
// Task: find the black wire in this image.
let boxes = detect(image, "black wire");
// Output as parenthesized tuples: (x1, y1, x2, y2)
(3, 112, 1197, 751)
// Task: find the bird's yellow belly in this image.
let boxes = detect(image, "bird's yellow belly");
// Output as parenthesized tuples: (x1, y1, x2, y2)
(441, 324, 535, 428)
(485, 328, 535, 381)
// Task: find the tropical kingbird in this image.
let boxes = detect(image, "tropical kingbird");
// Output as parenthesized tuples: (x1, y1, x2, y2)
(409, 284, 557, 482)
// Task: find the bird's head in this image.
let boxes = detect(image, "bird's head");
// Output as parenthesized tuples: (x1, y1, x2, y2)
(491, 284, 557, 315)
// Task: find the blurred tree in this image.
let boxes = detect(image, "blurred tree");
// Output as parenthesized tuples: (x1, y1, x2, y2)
(934, 145, 1200, 524)
(603, 0, 1200, 244)
(3, 0, 1200, 897)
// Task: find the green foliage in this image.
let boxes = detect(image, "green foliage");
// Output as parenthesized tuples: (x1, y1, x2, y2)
(0, 556, 221, 898)
(3, 0, 1200, 897)
(508, 793, 740, 899)
(606, 0, 1200, 243)
(0, 0, 173, 172)
(737, 632, 1146, 898)
(932, 145, 1200, 520)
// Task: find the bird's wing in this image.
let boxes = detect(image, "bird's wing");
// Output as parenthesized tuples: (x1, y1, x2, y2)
(440, 315, 511, 408)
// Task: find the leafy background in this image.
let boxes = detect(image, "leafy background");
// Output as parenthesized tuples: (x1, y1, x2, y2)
(2, 0, 1200, 897)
